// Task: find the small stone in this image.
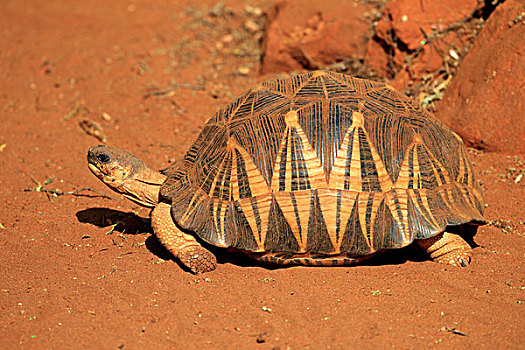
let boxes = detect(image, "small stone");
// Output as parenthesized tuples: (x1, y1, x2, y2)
(245, 5, 262, 17)
(238, 67, 251, 75)
(244, 19, 260, 33)
(101, 113, 112, 121)
(221, 34, 234, 44)
(256, 333, 267, 343)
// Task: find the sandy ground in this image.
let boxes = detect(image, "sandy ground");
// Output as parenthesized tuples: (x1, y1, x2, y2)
(0, 0, 523, 349)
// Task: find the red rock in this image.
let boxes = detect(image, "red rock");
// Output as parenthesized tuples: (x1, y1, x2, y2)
(410, 45, 445, 75)
(389, 69, 410, 91)
(260, 0, 373, 74)
(366, 0, 481, 90)
(435, 0, 525, 154)
(364, 39, 389, 76)
(378, 0, 479, 50)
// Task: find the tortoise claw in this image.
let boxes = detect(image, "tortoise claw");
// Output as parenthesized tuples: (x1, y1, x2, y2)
(418, 232, 473, 267)
(179, 246, 217, 274)
(435, 254, 471, 267)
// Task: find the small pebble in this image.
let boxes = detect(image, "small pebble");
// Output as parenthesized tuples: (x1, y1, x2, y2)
(244, 19, 260, 33)
(238, 67, 250, 75)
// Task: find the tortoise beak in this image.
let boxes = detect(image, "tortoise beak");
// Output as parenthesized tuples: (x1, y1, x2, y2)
(87, 145, 107, 176)
(87, 145, 105, 163)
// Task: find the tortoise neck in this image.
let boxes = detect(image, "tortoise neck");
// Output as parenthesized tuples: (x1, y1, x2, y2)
(121, 167, 167, 208)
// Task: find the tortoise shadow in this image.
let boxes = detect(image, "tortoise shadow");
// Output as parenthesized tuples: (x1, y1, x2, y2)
(143, 235, 270, 273)
(76, 207, 441, 272)
(76, 207, 152, 235)
(76, 207, 270, 271)
(360, 245, 427, 266)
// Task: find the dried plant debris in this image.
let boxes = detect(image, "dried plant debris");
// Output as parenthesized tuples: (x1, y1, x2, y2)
(62, 105, 89, 121)
(402, 16, 486, 110)
(178, 3, 266, 78)
(366, 1, 498, 111)
(489, 218, 524, 237)
(25, 177, 113, 200)
(79, 119, 107, 143)
(505, 157, 525, 184)
(143, 84, 206, 99)
(508, 10, 525, 27)
(439, 326, 468, 337)
(325, 58, 386, 83)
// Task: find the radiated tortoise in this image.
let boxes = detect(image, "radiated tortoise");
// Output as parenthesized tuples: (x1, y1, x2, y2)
(87, 70, 486, 274)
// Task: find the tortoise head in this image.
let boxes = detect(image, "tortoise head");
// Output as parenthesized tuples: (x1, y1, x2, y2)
(87, 145, 166, 207)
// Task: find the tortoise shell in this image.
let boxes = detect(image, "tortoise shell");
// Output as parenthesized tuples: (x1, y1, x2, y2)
(160, 71, 484, 258)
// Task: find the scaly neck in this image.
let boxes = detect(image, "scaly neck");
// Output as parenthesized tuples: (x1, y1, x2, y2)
(121, 167, 167, 208)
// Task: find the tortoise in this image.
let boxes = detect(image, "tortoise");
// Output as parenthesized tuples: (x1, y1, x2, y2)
(87, 70, 486, 274)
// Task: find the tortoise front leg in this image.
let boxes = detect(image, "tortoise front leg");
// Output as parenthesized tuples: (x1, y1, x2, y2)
(417, 231, 472, 267)
(151, 202, 217, 274)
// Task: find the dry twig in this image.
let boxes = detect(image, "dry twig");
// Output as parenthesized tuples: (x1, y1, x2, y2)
(25, 178, 113, 200)
(144, 84, 205, 99)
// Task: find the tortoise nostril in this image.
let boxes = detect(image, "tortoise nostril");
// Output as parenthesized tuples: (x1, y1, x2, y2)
(96, 153, 111, 163)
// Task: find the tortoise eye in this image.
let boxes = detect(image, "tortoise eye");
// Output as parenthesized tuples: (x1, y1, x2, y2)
(96, 153, 111, 163)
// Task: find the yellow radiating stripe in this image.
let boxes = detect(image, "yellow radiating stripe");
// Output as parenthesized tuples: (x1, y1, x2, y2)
(395, 135, 425, 190)
(457, 148, 467, 184)
(442, 185, 470, 223)
(459, 184, 484, 217)
(470, 186, 484, 210)
(285, 129, 292, 191)
(317, 189, 357, 252)
(230, 147, 239, 201)
(445, 186, 457, 213)
(357, 192, 386, 252)
(229, 138, 270, 198)
(206, 150, 228, 198)
(413, 146, 423, 189)
(271, 127, 289, 193)
(328, 124, 353, 189)
(456, 184, 477, 215)
(348, 126, 362, 192)
(369, 193, 384, 250)
(423, 144, 451, 186)
(211, 200, 228, 246)
(274, 191, 311, 252)
(330, 110, 393, 193)
(238, 194, 272, 251)
(385, 190, 412, 243)
(419, 189, 440, 227)
(255, 195, 272, 249)
(180, 189, 206, 226)
(293, 120, 327, 189)
(316, 189, 339, 251)
(357, 193, 371, 249)
(271, 110, 328, 192)
(219, 151, 232, 201)
(311, 71, 329, 98)
(357, 118, 394, 191)
(408, 189, 440, 228)
(395, 147, 412, 189)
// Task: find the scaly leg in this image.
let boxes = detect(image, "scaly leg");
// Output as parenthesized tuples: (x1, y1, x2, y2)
(151, 202, 216, 274)
(417, 231, 472, 267)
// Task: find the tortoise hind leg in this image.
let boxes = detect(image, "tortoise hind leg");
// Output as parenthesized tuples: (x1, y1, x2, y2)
(417, 231, 472, 267)
(251, 252, 364, 266)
